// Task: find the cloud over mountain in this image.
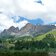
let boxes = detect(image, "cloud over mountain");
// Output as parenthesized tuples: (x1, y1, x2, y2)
(0, 0, 56, 31)
(0, 13, 28, 31)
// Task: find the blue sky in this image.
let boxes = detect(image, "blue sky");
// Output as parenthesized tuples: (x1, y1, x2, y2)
(12, 16, 44, 25)
(0, 0, 56, 31)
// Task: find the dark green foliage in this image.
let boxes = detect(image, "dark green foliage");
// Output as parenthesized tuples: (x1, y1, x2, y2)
(14, 33, 56, 52)
(43, 34, 55, 42)
(0, 39, 2, 43)
(15, 40, 23, 50)
(15, 40, 47, 51)
(43, 34, 55, 48)
(0, 52, 49, 56)
(0, 33, 56, 53)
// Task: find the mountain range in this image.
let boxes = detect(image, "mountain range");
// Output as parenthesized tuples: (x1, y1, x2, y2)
(0, 23, 56, 37)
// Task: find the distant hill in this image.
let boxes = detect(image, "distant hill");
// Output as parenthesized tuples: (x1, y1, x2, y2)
(34, 29, 56, 41)
(0, 23, 56, 38)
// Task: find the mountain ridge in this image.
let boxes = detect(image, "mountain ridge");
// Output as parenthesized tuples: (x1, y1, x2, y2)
(0, 23, 56, 37)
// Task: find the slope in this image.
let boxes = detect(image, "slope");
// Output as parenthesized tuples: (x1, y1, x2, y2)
(34, 29, 56, 41)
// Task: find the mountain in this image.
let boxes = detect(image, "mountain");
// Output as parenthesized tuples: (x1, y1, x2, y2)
(0, 26, 19, 36)
(34, 29, 56, 41)
(17, 23, 36, 36)
(17, 23, 56, 37)
(0, 23, 56, 37)
(0, 30, 2, 33)
(8, 26, 19, 33)
(35, 25, 56, 34)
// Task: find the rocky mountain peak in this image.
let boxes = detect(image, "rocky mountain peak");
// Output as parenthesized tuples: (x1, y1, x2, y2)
(0, 23, 56, 37)
(21, 23, 35, 30)
(8, 26, 15, 31)
(8, 26, 19, 33)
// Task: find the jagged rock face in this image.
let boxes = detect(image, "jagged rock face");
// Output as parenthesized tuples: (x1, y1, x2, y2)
(0, 23, 56, 37)
(32, 25, 56, 36)
(17, 24, 56, 37)
(0, 29, 8, 36)
(19, 23, 36, 36)
(8, 26, 19, 33)
(35, 25, 55, 33)
(0, 26, 19, 36)
(18, 23, 35, 35)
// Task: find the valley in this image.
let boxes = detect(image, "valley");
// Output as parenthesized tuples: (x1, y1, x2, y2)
(0, 24, 56, 56)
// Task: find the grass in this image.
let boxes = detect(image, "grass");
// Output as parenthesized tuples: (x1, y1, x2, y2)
(34, 29, 56, 41)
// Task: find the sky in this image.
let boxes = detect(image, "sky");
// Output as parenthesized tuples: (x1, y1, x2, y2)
(0, 0, 56, 31)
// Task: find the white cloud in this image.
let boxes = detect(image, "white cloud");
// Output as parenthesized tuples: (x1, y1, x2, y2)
(18, 20, 29, 29)
(0, 0, 56, 31)
(0, 14, 16, 28)
(15, 0, 56, 24)
(0, 13, 28, 31)
(17, 0, 46, 12)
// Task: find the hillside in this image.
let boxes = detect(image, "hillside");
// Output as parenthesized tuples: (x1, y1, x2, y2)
(16, 29, 56, 41)
(0, 26, 56, 55)
(34, 29, 56, 41)
(12, 29, 56, 42)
